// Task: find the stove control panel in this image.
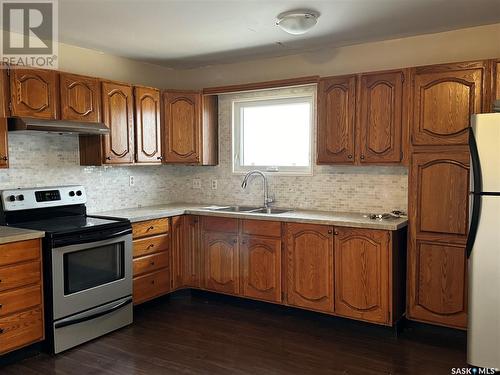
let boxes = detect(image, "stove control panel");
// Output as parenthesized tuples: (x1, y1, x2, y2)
(0, 186, 87, 211)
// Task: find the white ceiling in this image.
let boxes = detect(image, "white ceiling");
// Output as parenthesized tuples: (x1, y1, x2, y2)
(58, 0, 500, 69)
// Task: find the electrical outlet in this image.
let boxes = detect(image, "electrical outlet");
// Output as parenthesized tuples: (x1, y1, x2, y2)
(129, 176, 135, 186)
(211, 179, 218, 190)
(192, 179, 201, 189)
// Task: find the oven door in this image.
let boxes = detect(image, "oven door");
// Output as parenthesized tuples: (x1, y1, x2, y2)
(51, 230, 132, 320)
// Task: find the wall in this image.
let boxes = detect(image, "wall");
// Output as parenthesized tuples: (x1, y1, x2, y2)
(171, 23, 500, 88)
(171, 86, 408, 213)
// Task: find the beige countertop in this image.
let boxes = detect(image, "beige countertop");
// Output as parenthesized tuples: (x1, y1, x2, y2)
(94, 203, 408, 231)
(0, 226, 45, 245)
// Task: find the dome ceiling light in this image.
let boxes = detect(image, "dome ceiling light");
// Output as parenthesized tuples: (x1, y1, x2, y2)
(276, 10, 320, 35)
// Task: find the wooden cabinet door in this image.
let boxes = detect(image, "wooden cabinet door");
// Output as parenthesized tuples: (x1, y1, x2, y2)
(241, 236, 281, 303)
(163, 91, 200, 163)
(334, 228, 390, 324)
(135, 86, 162, 163)
(0, 118, 8, 168)
(411, 62, 486, 146)
(495, 60, 500, 104)
(10, 68, 58, 119)
(101, 81, 134, 164)
(358, 71, 405, 164)
(60, 73, 101, 122)
(285, 223, 334, 312)
(171, 216, 184, 290)
(408, 240, 467, 328)
(410, 150, 470, 242)
(317, 76, 356, 164)
(203, 231, 239, 294)
(171, 215, 201, 289)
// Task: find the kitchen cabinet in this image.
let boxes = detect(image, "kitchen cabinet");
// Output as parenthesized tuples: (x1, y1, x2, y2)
(411, 61, 488, 146)
(317, 75, 356, 164)
(60, 73, 101, 122)
(10, 68, 58, 119)
(201, 217, 239, 294)
(334, 227, 391, 324)
(285, 223, 334, 313)
(0, 118, 8, 168)
(495, 60, 500, 104)
(358, 70, 406, 164)
(132, 218, 170, 305)
(0, 239, 44, 355)
(162, 91, 218, 165)
(240, 220, 282, 303)
(134, 86, 162, 163)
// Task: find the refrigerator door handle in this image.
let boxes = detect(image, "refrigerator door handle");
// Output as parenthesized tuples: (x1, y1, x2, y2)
(466, 127, 482, 258)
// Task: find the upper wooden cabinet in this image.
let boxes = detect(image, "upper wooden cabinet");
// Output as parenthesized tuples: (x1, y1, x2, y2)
(317, 75, 356, 164)
(334, 227, 391, 324)
(134, 86, 162, 164)
(0, 118, 8, 169)
(10, 68, 58, 119)
(411, 61, 488, 146)
(162, 91, 217, 165)
(358, 70, 406, 164)
(60, 73, 101, 122)
(285, 223, 334, 313)
(101, 81, 135, 164)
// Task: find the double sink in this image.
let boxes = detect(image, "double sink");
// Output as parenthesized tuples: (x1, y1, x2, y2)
(204, 205, 290, 215)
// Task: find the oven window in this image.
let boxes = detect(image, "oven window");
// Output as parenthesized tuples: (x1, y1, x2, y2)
(63, 243, 124, 295)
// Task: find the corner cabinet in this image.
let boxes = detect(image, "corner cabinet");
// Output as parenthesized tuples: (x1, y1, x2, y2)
(162, 91, 218, 165)
(411, 61, 488, 146)
(285, 223, 334, 313)
(60, 73, 101, 122)
(134, 86, 162, 164)
(10, 68, 59, 119)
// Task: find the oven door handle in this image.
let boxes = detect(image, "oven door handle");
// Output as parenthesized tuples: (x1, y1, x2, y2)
(54, 297, 132, 329)
(53, 227, 132, 247)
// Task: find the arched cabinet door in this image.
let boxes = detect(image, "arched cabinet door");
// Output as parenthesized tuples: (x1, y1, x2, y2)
(10, 68, 58, 119)
(60, 73, 101, 122)
(134, 86, 161, 163)
(101, 81, 134, 164)
(163, 91, 201, 163)
(411, 61, 487, 146)
(358, 70, 405, 164)
(334, 227, 390, 324)
(285, 223, 334, 312)
(317, 76, 356, 164)
(203, 231, 239, 294)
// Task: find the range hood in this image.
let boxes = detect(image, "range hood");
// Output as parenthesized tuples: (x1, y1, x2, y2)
(7, 117, 109, 135)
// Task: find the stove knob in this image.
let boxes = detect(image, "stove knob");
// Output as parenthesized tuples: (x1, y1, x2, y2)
(17, 194, 24, 201)
(7, 195, 15, 202)
(69, 191, 75, 197)
(76, 190, 82, 196)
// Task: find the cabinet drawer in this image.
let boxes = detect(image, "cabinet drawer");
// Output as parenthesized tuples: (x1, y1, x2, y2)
(0, 284, 42, 317)
(0, 261, 41, 292)
(241, 219, 281, 237)
(133, 252, 169, 276)
(202, 217, 238, 233)
(133, 234, 169, 258)
(0, 307, 44, 354)
(0, 239, 40, 267)
(133, 270, 170, 305)
(132, 218, 169, 239)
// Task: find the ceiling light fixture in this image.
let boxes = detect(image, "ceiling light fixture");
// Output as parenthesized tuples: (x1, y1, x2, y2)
(276, 10, 319, 35)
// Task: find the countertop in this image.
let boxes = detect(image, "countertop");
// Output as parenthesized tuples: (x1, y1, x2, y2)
(0, 226, 45, 245)
(93, 203, 408, 231)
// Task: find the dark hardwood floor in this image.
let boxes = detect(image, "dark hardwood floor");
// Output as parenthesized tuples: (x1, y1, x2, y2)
(1, 291, 467, 375)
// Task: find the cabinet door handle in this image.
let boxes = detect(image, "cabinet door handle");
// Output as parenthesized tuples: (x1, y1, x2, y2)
(328, 230, 332, 234)
(347, 155, 352, 159)
(106, 156, 111, 160)
(0, 304, 3, 309)
(233, 239, 237, 244)
(0, 328, 3, 334)
(150, 261, 155, 266)
(1, 156, 7, 161)
(334, 231, 339, 235)
(151, 280, 155, 285)
(360, 155, 365, 160)
(157, 156, 163, 160)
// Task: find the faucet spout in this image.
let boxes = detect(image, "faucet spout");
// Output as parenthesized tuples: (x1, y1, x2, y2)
(241, 170, 274, 208)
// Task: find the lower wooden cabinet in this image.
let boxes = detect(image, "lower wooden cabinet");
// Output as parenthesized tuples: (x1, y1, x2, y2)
(203, 231, 239, 294)
(171, 215, 201, 289)
(0, 239, 44, 355)
(334, 227, 391, 324)
(285, 223, 334, 313)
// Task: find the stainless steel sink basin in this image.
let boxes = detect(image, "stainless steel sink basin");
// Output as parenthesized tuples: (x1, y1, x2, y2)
(250, 207, 290, 214)
(204, 206, 290, 215)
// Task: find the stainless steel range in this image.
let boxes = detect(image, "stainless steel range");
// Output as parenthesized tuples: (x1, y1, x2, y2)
(0, 185, 133, 354)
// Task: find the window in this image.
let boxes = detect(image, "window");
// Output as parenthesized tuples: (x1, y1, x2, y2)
(232, 92, 314, 175)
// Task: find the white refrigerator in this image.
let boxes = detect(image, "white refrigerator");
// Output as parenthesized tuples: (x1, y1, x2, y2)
(467, 113, 500, 370)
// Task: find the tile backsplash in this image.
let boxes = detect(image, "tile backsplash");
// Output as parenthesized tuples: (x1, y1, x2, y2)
(0, 86, 408, 214)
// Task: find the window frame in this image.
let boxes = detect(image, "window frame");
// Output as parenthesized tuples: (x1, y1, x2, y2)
(231, 91, 315, 176)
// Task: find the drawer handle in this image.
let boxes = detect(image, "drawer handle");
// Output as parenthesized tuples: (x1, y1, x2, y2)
(146, 226, 154, 231)
(150, 261, 155, 266)
(151, 280, 155, 285)
(147, 244, 155, 249)
(0, 328, 3, 334)
(0, 304, 2, 309)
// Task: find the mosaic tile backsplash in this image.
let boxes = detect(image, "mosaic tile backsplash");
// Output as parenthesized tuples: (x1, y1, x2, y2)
(0, 86, 408, 214)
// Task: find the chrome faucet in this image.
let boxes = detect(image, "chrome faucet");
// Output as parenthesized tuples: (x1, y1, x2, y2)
(241, 170, 274, 208)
